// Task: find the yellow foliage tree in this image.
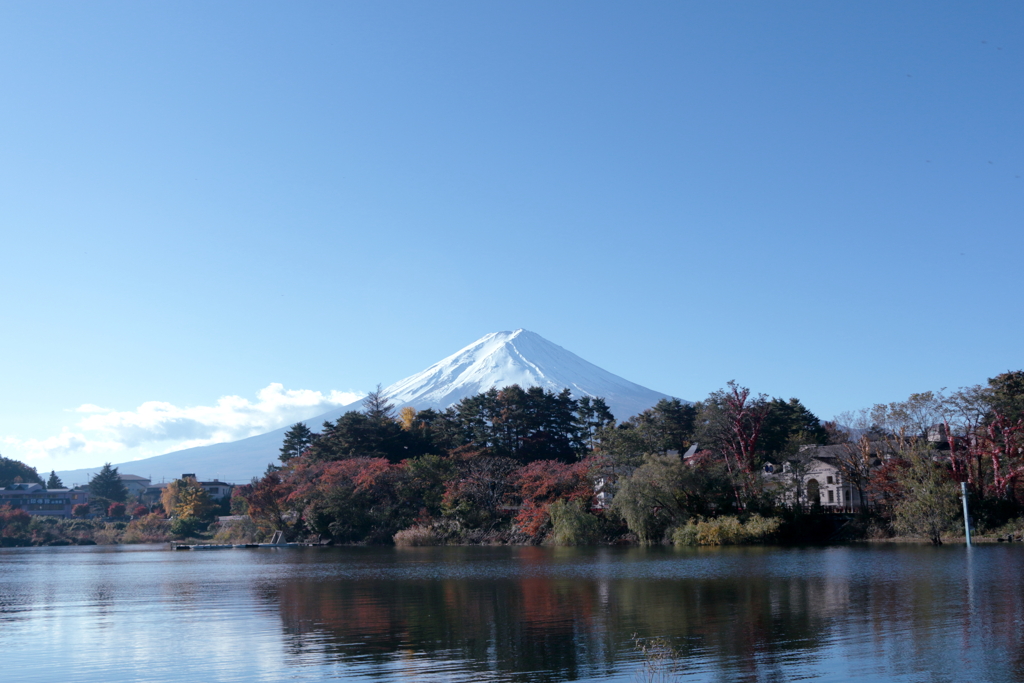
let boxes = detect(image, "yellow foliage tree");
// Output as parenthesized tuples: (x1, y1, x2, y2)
(399, 406, 418, 431)
(161, 476, 216, 521)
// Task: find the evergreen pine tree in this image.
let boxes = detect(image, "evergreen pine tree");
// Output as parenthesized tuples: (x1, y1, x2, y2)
(279, 423, 314, 463)
(988, 370, 1024, 423)
(759, 398, 828, 455)
(89, 463, 128, 502)
(46, 470, 63, 489)
(363, 384, 396, 423)
(575, 396, 615, 453)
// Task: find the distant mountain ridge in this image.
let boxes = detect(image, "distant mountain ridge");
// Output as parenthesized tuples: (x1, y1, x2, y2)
(56, 329, 681, 485)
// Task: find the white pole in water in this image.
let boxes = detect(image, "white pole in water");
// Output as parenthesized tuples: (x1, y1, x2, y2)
(961, 481, 972, 547)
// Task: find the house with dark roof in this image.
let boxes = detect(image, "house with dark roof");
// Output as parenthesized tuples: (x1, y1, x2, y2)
(118, 474, 151, 498)
(179, 475, 235, 500)
(763, 443, 885, 511)
(764, 439, 949, 511)
(198, 479, 234, 500)
(0, 483, 89, 518)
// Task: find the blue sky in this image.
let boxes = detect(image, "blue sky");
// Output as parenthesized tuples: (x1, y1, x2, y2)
(2, 2, 1022, 472)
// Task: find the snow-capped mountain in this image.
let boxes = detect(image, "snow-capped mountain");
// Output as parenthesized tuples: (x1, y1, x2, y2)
(56, 330, 681, 485)
(383, 329, 673, 419)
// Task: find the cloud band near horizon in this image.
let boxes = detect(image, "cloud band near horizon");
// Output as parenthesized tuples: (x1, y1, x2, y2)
(2, 384, 364, 468)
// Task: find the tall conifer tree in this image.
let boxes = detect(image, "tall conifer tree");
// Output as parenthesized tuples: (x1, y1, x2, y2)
(280, 423, 314, 463)
(90, 463, 128, 502)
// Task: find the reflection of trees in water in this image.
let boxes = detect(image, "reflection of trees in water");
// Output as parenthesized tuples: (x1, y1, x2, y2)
(268, 577, 605, 682)
(257, 548, 1024, 682)
(612, 575, 838, 679)
(262, 570, 839, 680)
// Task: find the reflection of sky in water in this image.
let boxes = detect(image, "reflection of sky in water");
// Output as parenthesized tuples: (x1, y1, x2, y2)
(1, 544, 1022, 682)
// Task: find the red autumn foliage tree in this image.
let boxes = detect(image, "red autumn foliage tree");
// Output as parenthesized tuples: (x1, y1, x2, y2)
(943, 401, 1024, 500)
(723, 383, 770, 475)
(0, 505, 32, 538)
(441, 455, 520, 531)
(107, 502, 127, 517)
(286, 457, 412, 543)
(978, 411, 1024, 499)
(513, 457, 599, 538)
(698, 382, 771, 508)
(866, 458, 911, 509)
(943, 420, 974, 489)
(245, 469, 296, 537)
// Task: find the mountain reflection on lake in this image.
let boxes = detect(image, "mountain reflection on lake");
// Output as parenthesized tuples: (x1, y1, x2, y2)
(2, 544, 1022, 682)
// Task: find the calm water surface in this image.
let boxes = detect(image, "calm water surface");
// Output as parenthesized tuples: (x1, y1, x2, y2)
(2, 544, 1022, 682)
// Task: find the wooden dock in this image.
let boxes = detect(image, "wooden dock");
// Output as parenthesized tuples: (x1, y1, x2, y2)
(172, 542, 311, 550)
(171, 530, 329, 550)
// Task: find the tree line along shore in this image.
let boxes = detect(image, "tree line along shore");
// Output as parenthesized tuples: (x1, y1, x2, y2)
(2, 371, 1023, 548)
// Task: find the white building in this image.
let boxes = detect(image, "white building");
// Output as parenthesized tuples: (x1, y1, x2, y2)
(118, 474, 151, 498)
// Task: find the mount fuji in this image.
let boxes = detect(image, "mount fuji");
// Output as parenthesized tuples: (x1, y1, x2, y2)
(384, 329, 674, 418)
(56, 330, 681, 485)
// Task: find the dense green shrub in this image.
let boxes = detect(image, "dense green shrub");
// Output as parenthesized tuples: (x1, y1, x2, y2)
(743, 514, 782, 540)
(230, 495, 249, 515)
(121, 514, 172, 544)
(891, 453, 960, 545)
(547, 499, 602, 546)
(672, 523, 699, 546)
(170, 516, 201, 538)
(211, 517, 260, 544)
(609, 454, 737, 545)
(672, 515, 781, 546)
(92, 526, 122, 545)
(393, 525, 439, 546)
(28, 516, 61, 545)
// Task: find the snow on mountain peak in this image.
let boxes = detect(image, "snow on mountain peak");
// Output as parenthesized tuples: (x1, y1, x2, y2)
(53, 329, 683, 485)
(381, 329, 678, 420)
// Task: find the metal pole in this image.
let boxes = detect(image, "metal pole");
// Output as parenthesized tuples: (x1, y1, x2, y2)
(961, 481, 972, 547)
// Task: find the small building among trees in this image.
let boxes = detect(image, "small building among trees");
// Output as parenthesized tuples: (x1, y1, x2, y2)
(118, 474, 151, 498)
(0, 482, 89, 518)
(764, 438, 951, 512)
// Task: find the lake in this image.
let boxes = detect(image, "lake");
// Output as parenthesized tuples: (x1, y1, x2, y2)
(1, 543, 1021, 682)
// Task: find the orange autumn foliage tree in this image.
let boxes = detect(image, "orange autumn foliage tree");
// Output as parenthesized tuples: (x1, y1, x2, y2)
(286, 457, 415, 543)
(513, 456, 600, 539)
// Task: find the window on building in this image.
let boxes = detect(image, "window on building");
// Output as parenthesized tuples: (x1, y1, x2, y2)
(827, 476, 834, 484)
(828, 490, 834, 503)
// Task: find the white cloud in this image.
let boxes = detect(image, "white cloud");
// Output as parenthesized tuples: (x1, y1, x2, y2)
(8, 384, 364, 466)
(9, 429, 122, 465)
(73, 404, 113, 414)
